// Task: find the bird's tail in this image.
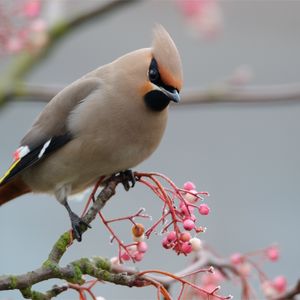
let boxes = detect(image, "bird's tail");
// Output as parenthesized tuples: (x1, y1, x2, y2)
(0, 176, 31, 205)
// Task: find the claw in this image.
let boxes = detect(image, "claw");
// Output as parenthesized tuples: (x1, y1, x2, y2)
(63, 199, 91, 242)
(69, 212, 91, 242)
(120, 169, 136, 191)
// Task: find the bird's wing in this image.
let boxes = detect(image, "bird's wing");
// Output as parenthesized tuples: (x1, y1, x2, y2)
(0, 77, 101, 185)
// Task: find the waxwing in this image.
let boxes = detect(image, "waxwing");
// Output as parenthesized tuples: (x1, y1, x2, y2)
(0, 25, 183, 241)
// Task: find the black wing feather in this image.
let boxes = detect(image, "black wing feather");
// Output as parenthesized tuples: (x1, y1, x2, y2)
(0, 132, 72, 186)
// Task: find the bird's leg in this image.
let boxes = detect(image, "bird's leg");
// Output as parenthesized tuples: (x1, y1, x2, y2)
(55, 185, 91, 242)
(63, 200, 91, 242)
(120, 169, 136, 191)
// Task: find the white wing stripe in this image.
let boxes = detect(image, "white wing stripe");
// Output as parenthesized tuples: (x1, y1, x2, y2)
(38, 139, 51, 159)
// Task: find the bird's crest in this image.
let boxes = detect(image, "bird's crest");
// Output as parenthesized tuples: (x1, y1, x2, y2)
(151, 24, 183, 91)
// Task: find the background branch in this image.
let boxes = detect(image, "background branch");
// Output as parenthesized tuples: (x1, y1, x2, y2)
(4, 82, 300, 107)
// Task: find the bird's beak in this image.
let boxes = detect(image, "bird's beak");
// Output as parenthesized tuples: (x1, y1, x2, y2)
(160, 87, 180, 103)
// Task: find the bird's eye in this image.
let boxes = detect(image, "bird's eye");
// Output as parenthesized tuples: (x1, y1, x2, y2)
(148, 58, 160, 83)
(149, 68, 159, 82)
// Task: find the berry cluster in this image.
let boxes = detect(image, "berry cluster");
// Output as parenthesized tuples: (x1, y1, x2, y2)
(120, 223, 148, 262)
(97, 173, 210, 263)
(158, 181, 210, 255)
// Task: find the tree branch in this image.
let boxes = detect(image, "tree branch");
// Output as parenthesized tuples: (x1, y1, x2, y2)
(0, 174, 134, 299)
(0, 256, 142, 299)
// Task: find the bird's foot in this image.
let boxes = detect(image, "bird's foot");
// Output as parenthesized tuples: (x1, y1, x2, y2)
(120, 169, 136, 191)
(69, 211, 91, 242)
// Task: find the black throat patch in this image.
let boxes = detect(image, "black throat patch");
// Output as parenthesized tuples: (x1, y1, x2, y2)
(144, 90, 170, 112)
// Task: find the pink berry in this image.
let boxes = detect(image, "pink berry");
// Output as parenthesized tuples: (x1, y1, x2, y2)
(183, 181, 196, 191)
(230, 253, 244, 265)
(162, 237, 172, 249)
(134, 252, 144, 262)
(167, 231, 177, 242)
(180, 203, 194, 216)
(121, 252, 130, 261)
(181, 242, 193, 254)
(266, 246, 279, 261)
(180, 231, 191, 242)
(181, 206, 194, 219)
(183, 219, 195, 231)
(137, 241, 148, 253)
(199, 204, 210, 215)
(272, 276, 287, 293)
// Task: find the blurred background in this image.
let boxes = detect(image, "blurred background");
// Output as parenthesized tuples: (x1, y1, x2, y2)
(1, 0, 300, 299)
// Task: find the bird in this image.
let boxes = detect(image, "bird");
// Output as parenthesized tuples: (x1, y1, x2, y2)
(0, 25, 183, 241)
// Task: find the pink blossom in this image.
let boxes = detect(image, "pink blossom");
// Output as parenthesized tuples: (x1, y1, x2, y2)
(266, 246, 280, 261)
(23, 0, 41, 18)
(272, 276, 287, 293)
(6, 37, 24, 54)
(177, 0, 223, 40)
(230, 252, 244, 265)
(177, 0, 205, 17)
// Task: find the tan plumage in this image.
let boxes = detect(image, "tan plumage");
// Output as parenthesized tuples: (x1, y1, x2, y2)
(0, 25, 183, 240)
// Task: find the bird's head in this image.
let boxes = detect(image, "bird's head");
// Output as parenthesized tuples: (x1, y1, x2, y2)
(109, 25, 183, 112)
(143, 25, 183, 111)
